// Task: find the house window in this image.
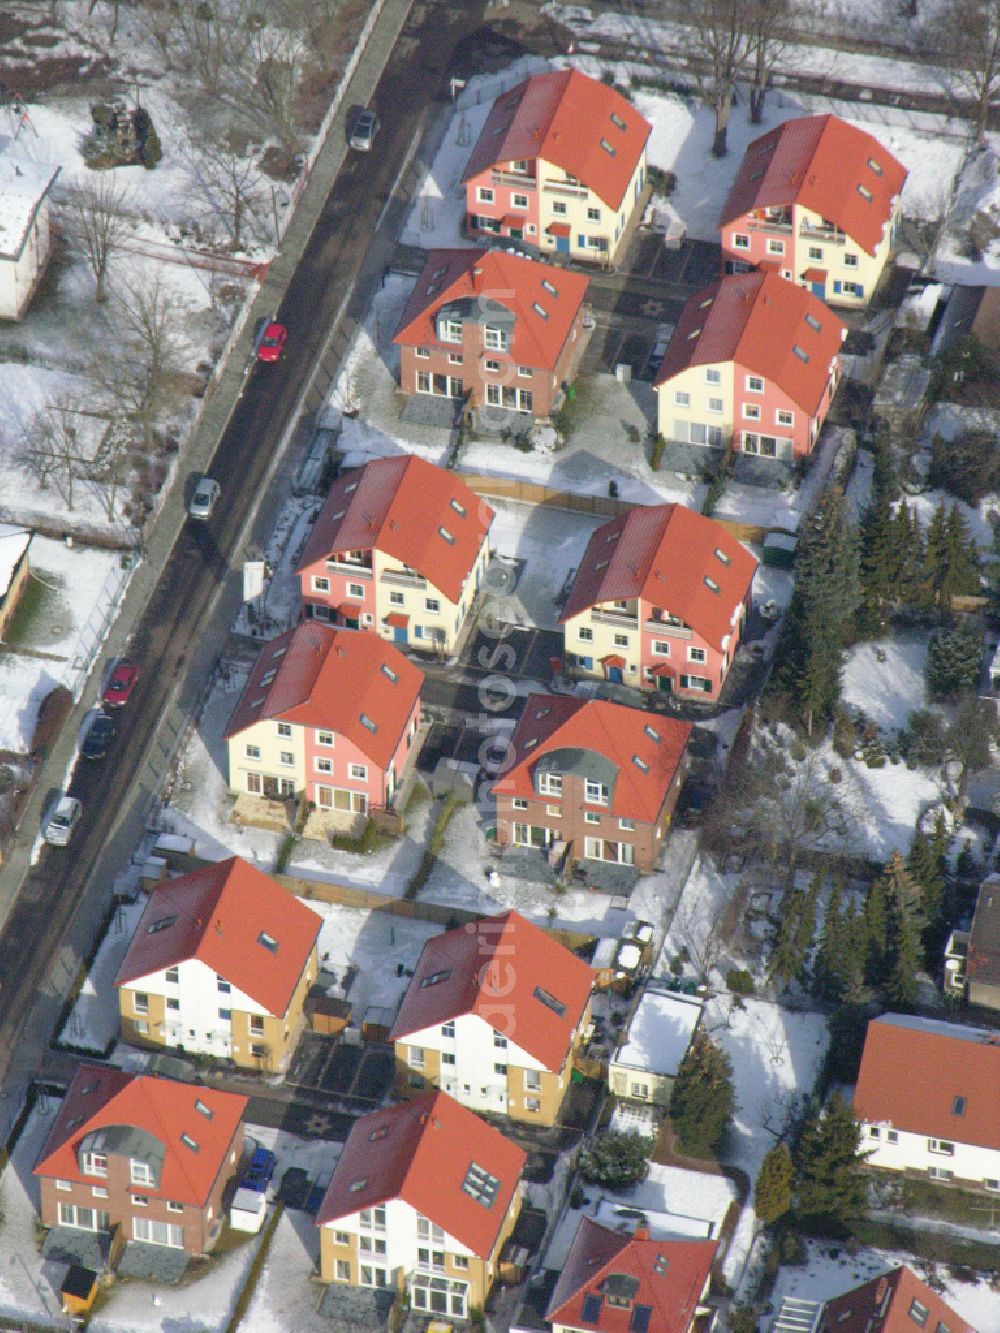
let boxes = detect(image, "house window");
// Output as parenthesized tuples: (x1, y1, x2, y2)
(133, 1218, 184, 1249)
(55, 1179, 72, 1192)
(707, 397, 723, 414)
(167, 1201, 183, 1213)
(928, 1139, 955, 1155)
(538, 772, 562, 796)
(415, 346, 429, 359)
(613, 633, 629, 647)
(132, 1194, 149, 1207)
(348, 583, 365, 599)
(317, 731, 334, 747)
(417, 371, 431, 393)
(578, 626, 594, 642)
(277, 722, 292, 737)
(869, 1126, 881, 1139)
(620, 818, 636, 831)
(245, 744, 260, 759)
(59, 1203, 110, 1232)
(705, 368, 721, 385)
(632, 1082, 649, 1099)
(349, 763, 367, 781)
(166, 998, 179, 1011)
(494, 1062, 508, 1075)
(517, 365, 532, 378)
(743, 404, 760, 420)
(315, 757, 332, 773)
(767, 239, 785, 255)
(483, 359, 500, 375)
(808, 246, 823, 260)
(986, 1178, 1000, 1192)
(746, 375, 764, 392)
(512, 193, 529, 209)
(440, 318, 463, 343)
(585, 780, 609, 805)
(680, 674, 712, 693)
(165, 966, 179, 984)
(844, 252, 859, 267)
(425, 598, 441, 613)
(776, 409, 794, 427)
(887, 1130, 899, 1143)
(442, 1052, 456, 1065)
(448, 353, 462, 366)
(218, 1007, 232, 1021)
(587, 206, 601, 221)
(441, 1020, 456, 1038)
(279, 751, 294, 766)
(584, 812, 600, 825)
(133, 993, 149, 1015)
(732, 233, 750, 250)
(653, 640, 670, 656)
(525, 1070, 541, 1092)
(92, 1186, 109, 1199)
(217, 977, 231, 993)
(688, 646, 707, 663)
(313, 576, 332, 595)
(928, 1166, 954, 1182)
(552, 200, 567, 216)
(674, 391, 690, 408)
(512, 798, 528, 810)
(484, 326, 508, 351)
(336, 1260, 351, 1281)
(410, 1046, 424, 1069)
(250, 1015, 265, 1036)
(477, 187, 494, 204)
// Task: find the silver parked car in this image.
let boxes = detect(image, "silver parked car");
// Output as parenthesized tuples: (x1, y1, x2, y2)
(189, 476, 220, 521)
(44, 795, 82, 846)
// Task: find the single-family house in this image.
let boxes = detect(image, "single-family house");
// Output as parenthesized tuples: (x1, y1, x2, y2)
(0, 525, 31, 640)
(653, 270, 846, 463)
(546, 1217, 717, 1333)
(493, 696, 691, 873)
(224, 621, 422, 819)
(719, 114, 907, 308)
(393, 247, 589, 425)
(560, 504, 757, 701)
(854, 1013, 1000, 1191)
(462, 68, 651, 266)
(115, 856, 322, 1073)
(316, 1090, 526, 1319)
(783, 1264, 977, 1333)
(608, 988, 703, 1107)
(390, 908, 594, 1126)
(297, 455, 493, 654)
(944, 875, 1000, 1011)
(0, 135, 60, 319)
(34, 1064, 246, 1256)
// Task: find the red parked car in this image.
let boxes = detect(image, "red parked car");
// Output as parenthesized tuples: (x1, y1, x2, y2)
(254, 319, 287, 363)
(102, 659, 140, 708)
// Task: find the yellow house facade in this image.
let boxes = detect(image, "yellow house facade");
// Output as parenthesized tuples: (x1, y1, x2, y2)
(655, 358, 734, 448)
(535, 148, 647, 265)
(370, 536, 492, 654)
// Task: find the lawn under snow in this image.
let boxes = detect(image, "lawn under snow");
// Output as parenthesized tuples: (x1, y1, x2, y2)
(58, 899, 145, 1055)
(841, 635, 930, 732)
(487, 500, 605, 630)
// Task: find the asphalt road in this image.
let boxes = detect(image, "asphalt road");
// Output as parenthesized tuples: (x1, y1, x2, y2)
(0, 0, 490, 1082)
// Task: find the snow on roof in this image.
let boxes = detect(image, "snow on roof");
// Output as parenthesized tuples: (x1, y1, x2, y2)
(0, 136, 60, 261)
(0, 525, 31, 596)
(613, 988, 702, 1077)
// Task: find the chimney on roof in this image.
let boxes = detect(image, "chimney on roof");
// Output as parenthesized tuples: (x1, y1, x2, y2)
(634, 1224, 649, 1240)
(433, 1116, 443, 1129)
(215, 921, 223, 935)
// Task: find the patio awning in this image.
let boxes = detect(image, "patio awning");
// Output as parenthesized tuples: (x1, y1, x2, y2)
(546, 222, 571, 238)
(601, 654, 626, 668)
(385, 613, 409, 628)
(337, 604, 360, 618)
(500, 214, 524, 228)
(802, 267, 827, 282)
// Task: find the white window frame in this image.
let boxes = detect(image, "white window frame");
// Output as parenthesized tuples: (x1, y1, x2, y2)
(312, 575, 330, 592)
(776, 409, 794, 427)
(732, 233, 750, 250)
(476, 187, 494, 204)
(673, 390, 691, 408)
(707, 396, 723, 414)
(766, 238, 785, 255)
(704, 368, 721, 385)
(746, 375, 764, 393)
(349, 763, 368, 782)
(743, 403, 761, 420)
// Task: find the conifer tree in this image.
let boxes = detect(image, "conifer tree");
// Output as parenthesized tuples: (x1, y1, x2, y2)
(794, 1093, 866, 1224)
(796, 869, 822, 965)
(769, 891, 805, 988)
(893, 504, 924, 609)
(858, 439, 898, 632)
(670, 1029, 736, 1158)
(755, 1142, 794, 1225)
(863, 874, 889, 987)
(908, 825, 947, 962)
(811, 882, 844, 1002)
(883, 851, 924, 1008)
(777, 486, 860, 734)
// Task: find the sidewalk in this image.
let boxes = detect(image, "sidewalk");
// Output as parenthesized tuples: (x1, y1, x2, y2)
(0, 0, 416, 1135)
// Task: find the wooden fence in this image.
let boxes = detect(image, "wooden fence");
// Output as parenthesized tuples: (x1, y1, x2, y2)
(457, 472, 771, 545)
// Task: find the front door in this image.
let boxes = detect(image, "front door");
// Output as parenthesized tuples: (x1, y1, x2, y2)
(657, 674, 672, 693)
(509, 227, 523, 241)
(556, 234, 569, 254)
(810, 281, 825, 299)
(393, 626, 407, 644)
(607, 665, 623, 684)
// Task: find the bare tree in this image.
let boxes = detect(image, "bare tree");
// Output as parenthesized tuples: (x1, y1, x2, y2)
(188, 140, 265, 251)
(687, 0, 754, 157)
(925, 0, 1000, 142)
(87, 0, 121, 42)
(747, 0, 791, 123)
(164, 0, 254, 97)
(89, 415, 133, 519)
(243, 27, 308, 152)
(18, 398, 89, 509)
(63, 175, 134, 303)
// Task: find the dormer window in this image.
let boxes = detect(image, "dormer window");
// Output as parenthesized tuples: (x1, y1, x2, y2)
(541, 278, 558, 297)
(147, 914, 178, 935)
(804, 312, 821, 332)
(643, 724, 661, 743)
(714, 547, 731, 566)
(632, 755, 649, 773)
(438, 526, 455, 544)
(531, 302, 549, 319)
(81, 1151, 107, 1178)
(704, 575, 720, 593)
(867, 156, 883, 176)
(439, 316, 463, 343)
(687, 328, 701, 341)
(258, 930, 279, 953)
(180, 1133, 199, 1152)
(585, 780, 609, 806)
(538, 771, 562, 796)
(792, 344, 809, 363)
(360, 713, 378, 733)
(857, 183, 873, 202)
(599, 137, 616, 156)
(449, 497, 467, 516)
(484, 326, 508, 351)
(610, 111, 627, 130)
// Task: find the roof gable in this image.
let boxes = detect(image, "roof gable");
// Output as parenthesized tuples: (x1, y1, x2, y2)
(560, 505, 757, 652)
(297, 455, 493, 604)
(0, 135, 60, 261)
(496, 695, 690, 825)
(316, 1090, 526, 1256)
(393, 247, 589, 373)
(461, 68, 651, 210)
(819, 1265, 976, 1333)
(34, 1065, 246, 1207)
(224, 622, 422, 768)
(389, 908, 594, 1070)
(655, 270, 846, 417)
(113, 857, 322, 1016)
(547, 1217, 717, 1333)
(720, 114, 907, 255)
(854, 1013, 1000, 1152)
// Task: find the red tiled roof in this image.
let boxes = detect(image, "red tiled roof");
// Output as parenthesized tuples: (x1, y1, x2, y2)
(461, 68, 651, 210)
(560, 504, 757, 652)
(495, 694, 691, 825)
(720, 114, 907, 256)
(224, 622, 422, 770)
(546, 1217, 717, 1333)
(113, 857, 322, 1018)
(316, 1090, 525, 1256)
(34, 1064, 246, 1207)
(854, 1013, 1000, 1151)
(819, 1266, 976, 1333)
(390, 909, 593, 1071)
(298, 455, 493, 604)
(654, 270, 846, 417)
(393, 247, 588, 375)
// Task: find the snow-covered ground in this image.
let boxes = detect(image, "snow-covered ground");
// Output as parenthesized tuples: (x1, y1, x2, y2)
(706, 996, 829, 1285)
(238, 1210, 326, 1332)
(842, 635, 930, 732)
(58, 898, 144, 1054)
(487, 500, 604, 630)
(311, 903, 443, 1022)
(771, 1237, 1000, 1332)
(0, 537, 130, 753)
(234, 495, 320, 639)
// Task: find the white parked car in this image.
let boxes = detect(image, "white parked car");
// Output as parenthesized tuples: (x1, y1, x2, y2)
(189, 477, 220, 521)
(44, 795, 82, 847)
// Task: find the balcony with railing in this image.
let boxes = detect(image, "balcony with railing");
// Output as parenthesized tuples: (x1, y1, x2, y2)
(799, 220, 846, 244)
(380, 567, 427, 590)
(591, 607, 638, 629)
(543, 180, 589, 198)
(491, 170, 536, 189)
(747, 215, 792, 234)
(324, 558, 372, 576)
(644, 616, 692, 640)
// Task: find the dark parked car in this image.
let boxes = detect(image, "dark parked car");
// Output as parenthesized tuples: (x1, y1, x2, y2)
(81, 713, 116, 760)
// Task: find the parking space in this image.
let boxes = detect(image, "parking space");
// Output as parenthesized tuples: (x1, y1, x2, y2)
(461, 626, 564, 683)
(629, 234, 723, 288)
(286, 1031, 396, 1106)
